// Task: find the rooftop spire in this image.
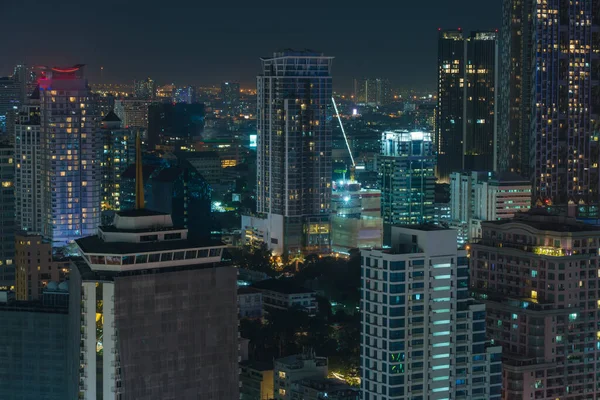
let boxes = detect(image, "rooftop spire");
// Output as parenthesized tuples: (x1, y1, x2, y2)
(135, 130, 145, 209)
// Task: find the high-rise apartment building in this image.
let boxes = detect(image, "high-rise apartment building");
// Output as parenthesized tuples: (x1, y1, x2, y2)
(471, 210, 600, 399)
(0, 76, 22, 133)
(379, 130, 436, 243)
(437, 30, 499, 181)
(449, 171, 531, 244)
(39, 65, 100, 247)
(221, 81, 240, 114)
(255, 50, 333, 255)
(68, 209, 238, 399)
(147, 103, 204, 151)
(499, 0, 600, 216)
(99, 111, 135, 211)
(354, 78, 392, 106)
(15, 87, 42, 234)
(0, 145, 15, 289)
(360, 225, 502, 400)
(113, 98, 151, 130)
(133, 77, 156, 99)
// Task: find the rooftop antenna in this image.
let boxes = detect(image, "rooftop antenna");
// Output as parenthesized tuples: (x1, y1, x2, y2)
(135, 130, 145, 209)
(331, 96, 356, 181)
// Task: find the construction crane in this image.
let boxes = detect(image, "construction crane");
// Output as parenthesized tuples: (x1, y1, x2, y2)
(331, 96, 356, 181)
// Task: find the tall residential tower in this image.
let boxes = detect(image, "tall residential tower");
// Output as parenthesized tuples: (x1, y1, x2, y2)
(39, 65, 101, 247)
(255, 50, 333, 256)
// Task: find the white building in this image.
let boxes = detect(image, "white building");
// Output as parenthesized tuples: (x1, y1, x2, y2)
(15, 93, 42, 233)
(252, 279, 317, 316)
(274, 351, 328, 400)
(450, 171, 531, 244)
(113, 98, 150, 130)
(360, 225, 501, 400)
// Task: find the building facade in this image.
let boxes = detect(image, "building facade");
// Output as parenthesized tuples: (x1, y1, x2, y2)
(147, 103, 204, 151)
(360, 226, 502, 400)
(221, 81, 240, 115)
(68, 209, 238, 399)
(99, 111, 135, 211)
(133, 77, 156, 99)
(240, 361, 274, 400)
(255, 50, 333, 256)
(0, 292, 69, 400)
(0, 145, 15, 288)
(437, 30, 499, 181)
(499, 0, 600, 216)
(252, 278, 317, 316)
(15, 233, 69, 301)
(449, 171, 532, 244)
(379, 131, 436, 243)
(354, 78, 392, 106)
(113, 98, 151, 130)
(274, 351, 328, 400)
(471, 210, 600, 399)
(15, 90, 42, 234)
(39, 65, 101, 247)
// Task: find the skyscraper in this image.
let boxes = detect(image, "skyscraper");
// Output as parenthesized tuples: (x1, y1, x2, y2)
(379, 130, 436, 243)
(133, 77, 156, 99)
(436, 30, 499, 181)
(255, 50, 333, 256)
(15, 87, 42, 234)
(499, 0, 600, 216)
(113, 98, 151, 130)
(39, 65, 101, 247)
(360, 225, 502, 400)
(471, 210, 600, 399)
(68, 209, 238, 399)
(436, 30, 465, 181)
(221, 81, 240, 115)
(99, 111, 135, 212)
(354, 78, 392, 106)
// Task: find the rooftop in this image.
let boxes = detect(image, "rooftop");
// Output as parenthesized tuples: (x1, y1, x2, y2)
(275, 352, 327, 367)
(116, 209, 168, 218)
(76, 234, 223, 255)
(102, 110, 121, 122)
(483, 209, 600, 233)
(238, 286, 262, 295)
(240, 360, 273, 372)
(252, 279, 314, 295)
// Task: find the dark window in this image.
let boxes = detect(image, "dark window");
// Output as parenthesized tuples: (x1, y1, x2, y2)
(164, 232, 182, 240)
(140, 234, 158, 242)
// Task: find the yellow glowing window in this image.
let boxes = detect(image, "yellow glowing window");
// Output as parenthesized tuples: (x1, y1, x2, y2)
(1, 181, 12, 188)
(279, 371, 286, 379)
(531, 290, 538, 300)
(60, 172, 66, 176)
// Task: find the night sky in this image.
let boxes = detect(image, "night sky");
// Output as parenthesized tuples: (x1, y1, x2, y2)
(1, 1, 501, 91)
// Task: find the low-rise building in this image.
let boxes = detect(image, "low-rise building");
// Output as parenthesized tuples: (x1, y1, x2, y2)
(238, 286, 263, 319)
(289, 378, 359, 400)
(252, 279, 317, 316)
(274, 351, 328, 400)
(240, 360, 274, 400)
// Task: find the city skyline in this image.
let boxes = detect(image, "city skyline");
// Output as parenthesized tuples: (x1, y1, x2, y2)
(1, 1, 500, 90)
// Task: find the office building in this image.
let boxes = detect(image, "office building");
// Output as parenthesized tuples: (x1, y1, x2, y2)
(449, 171, 531, 244)
(0, 145, 15, 288)
(147, 103, 204, 151)
(252, 278, 317, 316)
(177, 151, 222, 185)
(274, 351, 328, 400)
(499, 0, 600, 216)
(15, 88, 42, 233)
(0, 76, 22, 133)
(240, 361, 274, 400)
(15, 232, 69, 301)
(39, 65, 100, 247)
(133, 77, 156, 99)
(68, 207, 238, 399)
(354, 78, 392, 106)
(0, 290, 69, 400)
(238, 286, 263, 319)
(436, 30, 499, 181)
(255, 50, 333, 256)
(360, 225, 502, 400)
(471, 210, 600, 399)
(113, 98, 151, 130)
(99, 111, 135, 211)
(379, 130, 435, 243)
(221, 81, 240, 114)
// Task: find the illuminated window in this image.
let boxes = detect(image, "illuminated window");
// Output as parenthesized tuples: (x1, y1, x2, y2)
(531, 290, 537, 300)
(279, 371, 286, 379)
